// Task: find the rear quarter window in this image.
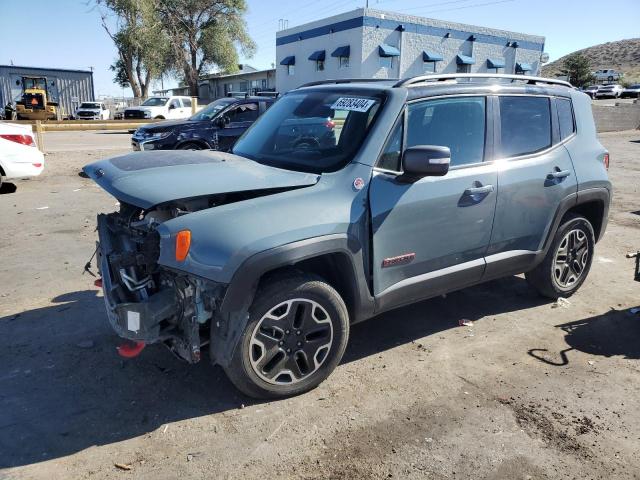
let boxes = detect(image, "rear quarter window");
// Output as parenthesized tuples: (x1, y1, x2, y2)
(556, 98, 575, 141)
(499, 96, 551, 157)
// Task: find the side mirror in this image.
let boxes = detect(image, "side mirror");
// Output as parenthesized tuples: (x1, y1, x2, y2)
(168, 104, 176, 110)
(399, 145, 451, 182)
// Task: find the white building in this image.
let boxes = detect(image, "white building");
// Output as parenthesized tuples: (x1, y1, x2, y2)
(276, 8, 546, 93)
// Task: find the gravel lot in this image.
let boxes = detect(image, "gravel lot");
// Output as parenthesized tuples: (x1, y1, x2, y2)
(1, 130, 639, 480)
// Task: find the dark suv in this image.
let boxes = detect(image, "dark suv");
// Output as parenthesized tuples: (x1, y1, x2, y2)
(131, 95, 276, 152)
(85, 74, 611, 399)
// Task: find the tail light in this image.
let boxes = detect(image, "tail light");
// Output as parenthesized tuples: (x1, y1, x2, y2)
(603, 153, 610, 170)
(175, 230, 191, 262)
(0, 134, 35, 147)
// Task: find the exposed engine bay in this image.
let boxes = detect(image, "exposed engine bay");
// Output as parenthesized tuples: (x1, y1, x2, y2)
(96, 198, 228, 364)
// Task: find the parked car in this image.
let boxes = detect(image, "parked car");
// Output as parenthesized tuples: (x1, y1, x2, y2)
(582, 85, 600, 99)
(0, 122, 45, 188)
(131, 96, 276, 152)
(84, 74, 611, 399)
(124, 96, 193, 120)
(593, 69, 623, 82)
(595, 84, 624, 99)
(621, 84, 640, 99)
(75, 102, 110, 120)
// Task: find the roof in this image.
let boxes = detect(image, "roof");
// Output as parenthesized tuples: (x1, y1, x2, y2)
(200, 68, 275, 81)
(0, 64, 93, 74)
(296, 75, 574, 101)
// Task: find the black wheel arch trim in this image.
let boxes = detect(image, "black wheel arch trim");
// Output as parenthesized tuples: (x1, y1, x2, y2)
(175, 139, 211, 149)
(210, 234, 374, 366)
(535, 187, 610, 268)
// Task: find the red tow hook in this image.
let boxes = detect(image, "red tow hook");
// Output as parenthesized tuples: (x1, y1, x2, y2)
(94, 278, 103, 288)
(117, 340, 146, 358)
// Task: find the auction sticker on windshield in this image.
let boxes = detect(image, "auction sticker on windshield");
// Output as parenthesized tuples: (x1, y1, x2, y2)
(331, 97, 376, 112)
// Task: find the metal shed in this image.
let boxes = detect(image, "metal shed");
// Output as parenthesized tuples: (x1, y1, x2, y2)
(0, 65, 95, 118)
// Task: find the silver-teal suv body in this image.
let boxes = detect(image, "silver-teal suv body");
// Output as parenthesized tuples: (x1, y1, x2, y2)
(84, 74, 611, 398)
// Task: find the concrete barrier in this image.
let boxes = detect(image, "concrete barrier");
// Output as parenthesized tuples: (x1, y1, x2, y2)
(593, 101, 640, 133)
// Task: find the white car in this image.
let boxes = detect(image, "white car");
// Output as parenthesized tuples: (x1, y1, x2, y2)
(593, 69, 623, 82)
(595, 84, 624, 99)
(123, 96, 193, 120)
(75, 102, 110, 120)
(0, 122, 45, 188)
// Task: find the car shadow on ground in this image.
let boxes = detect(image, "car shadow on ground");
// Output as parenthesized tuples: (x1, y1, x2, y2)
(0, 277, 546, 468)
(0, 182, 17, 194)
(528, 307, 640, 366)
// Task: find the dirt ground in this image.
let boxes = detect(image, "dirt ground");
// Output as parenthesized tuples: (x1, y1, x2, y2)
(1, 130, 639, 480)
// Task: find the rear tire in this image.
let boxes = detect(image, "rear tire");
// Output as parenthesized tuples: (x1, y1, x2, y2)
(525, 214, 595, 299)
(223, 273, 349, 399)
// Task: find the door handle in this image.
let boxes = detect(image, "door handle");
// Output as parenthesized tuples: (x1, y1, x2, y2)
(464, 184, 494, 196)
(547, 169, 571, 180)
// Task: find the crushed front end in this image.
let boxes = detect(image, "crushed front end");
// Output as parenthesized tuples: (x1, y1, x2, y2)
(96, 203, 225, 363)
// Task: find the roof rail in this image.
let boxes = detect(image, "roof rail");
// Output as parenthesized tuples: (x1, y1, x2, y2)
(298, 78, 398, 88)
(394, 74, 573, 88)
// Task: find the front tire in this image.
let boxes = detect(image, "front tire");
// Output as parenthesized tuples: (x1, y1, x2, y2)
(223, 273, 349, 399)
(526, 214, 595, 299)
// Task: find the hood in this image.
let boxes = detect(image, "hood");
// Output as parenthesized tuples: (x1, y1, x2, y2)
(138, 118, 201, 132)
(82, 150, 320, 209)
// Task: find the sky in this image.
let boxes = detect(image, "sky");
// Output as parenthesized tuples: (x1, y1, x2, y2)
(0, 0, 638, 97)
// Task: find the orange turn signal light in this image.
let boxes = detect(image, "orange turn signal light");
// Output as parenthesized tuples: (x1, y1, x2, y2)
(175, 230, 191, 262)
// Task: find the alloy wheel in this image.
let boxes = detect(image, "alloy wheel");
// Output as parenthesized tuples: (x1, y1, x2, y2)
(553, 228, 589, 289)
(249, 298, 333, 385)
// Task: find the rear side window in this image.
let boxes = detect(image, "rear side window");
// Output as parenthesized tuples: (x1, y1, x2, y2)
(182, 98, 192, 108)
(556, 98, 575, 140)
(406, 96, 486, 167)
(499, 96, 551, 157)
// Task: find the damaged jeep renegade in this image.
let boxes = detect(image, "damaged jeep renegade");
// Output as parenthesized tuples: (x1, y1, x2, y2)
(85, 74, 611, 398)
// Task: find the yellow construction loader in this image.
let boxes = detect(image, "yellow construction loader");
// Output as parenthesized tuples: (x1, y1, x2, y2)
(15, 76, 62, 120)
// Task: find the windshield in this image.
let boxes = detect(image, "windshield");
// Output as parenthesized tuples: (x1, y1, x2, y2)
(141, 97, 168, 107)
(190, 98, 235, 121)
(233, 91, 383, 173)
(80, 103, 100, 109)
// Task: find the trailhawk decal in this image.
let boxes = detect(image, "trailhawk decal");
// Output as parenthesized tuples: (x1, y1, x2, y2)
(382, 253, 416, 268)
(331, 97, 376, 112)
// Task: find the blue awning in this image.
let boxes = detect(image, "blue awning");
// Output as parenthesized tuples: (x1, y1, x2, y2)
(378, 44, 400, 57)
(308, 50, 325, 61)
(516, 62, 532, 72)
(456, 54, 475, 65)
(280, 56, 295, 66)
(331, 45, 350, 57)
(422, 51, 443, 62)
(487, 58, 505, 69)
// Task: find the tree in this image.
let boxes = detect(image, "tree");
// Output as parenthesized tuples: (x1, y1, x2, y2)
(97, 0, 169, 98)
(156, 0, 255, 97)
(561, 53, 594, 88)
(110, 58, 130, 89)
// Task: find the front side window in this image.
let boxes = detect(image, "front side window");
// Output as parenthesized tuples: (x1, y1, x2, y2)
(233, 91, 383, 173)
(378, 117, 403, 171)
(406, 96, 486, 167)
(499, 96, 551, 157)
(287, 65, 295, 76)
(169, 99, 181, 109)
(339, 56, 349, 69)
(556, 97, 575, 140)
(227, 103, 259, 123)
(182, 98, 192, 108)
